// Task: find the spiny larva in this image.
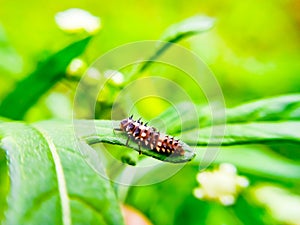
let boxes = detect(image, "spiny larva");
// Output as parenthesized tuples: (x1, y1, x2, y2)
(115, 115, 185, 156)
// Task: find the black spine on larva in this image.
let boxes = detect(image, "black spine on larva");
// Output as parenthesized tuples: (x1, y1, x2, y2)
(119, 117, 184, 156)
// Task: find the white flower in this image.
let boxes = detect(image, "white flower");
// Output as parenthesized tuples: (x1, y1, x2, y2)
(55, 8, 101, 34)
(253, 185, 300, 225)
(104, 70, 125, 85)
(193, 163, 249, 205)
(87, 67, 102, 80)
(67, 58, 87, 75)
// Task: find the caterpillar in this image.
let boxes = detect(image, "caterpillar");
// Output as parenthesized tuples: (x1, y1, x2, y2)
(115, 115, 185, 156)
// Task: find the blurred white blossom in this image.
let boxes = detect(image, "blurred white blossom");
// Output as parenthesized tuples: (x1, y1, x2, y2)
(193, 163, 249, 205)
(104, 70, 125, 85)
(78, 67, 102, 86)
(67, 58, 87, 75)
(253, 185, 300, 225)
(87, 67, 102, 80)
(55, 8, 101, 34)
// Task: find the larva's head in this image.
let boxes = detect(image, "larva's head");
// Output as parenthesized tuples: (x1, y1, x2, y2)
(120, 118, 129, 130)
(120, 116, 134, 131)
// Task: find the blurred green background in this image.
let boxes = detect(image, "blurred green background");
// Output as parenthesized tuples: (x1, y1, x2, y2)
(1, 0, 300, 109)
(1, 0, 300, 225)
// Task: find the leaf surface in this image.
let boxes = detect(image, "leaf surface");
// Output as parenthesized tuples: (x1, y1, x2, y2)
(0, 121, 124, 225)
(182, 121, 300, 146)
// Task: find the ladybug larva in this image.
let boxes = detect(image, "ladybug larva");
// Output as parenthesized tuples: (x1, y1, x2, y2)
(115, 115, 185, 156)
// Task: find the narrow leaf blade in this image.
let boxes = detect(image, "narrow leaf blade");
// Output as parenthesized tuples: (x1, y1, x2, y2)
(156, 94, 300, 134)
(182, 121, 300, 146)
(226, 94, 300, 123)
(0, 36, 92, 120)
(193, 145, 300, 181)
(138, 15, 215, 73)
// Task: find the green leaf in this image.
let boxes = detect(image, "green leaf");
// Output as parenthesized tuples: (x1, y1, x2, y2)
(139, 15, 215, 72)
(0, 150, 9, 222)
(155, 94, 300, 181)
(0, 121, 124, 225)
(193, 145, 300, 181)
(154, 94, 300, 147)
(156, 94, 300, 135)
(182, 121, 300, 146)
(267, 142, 300, 160)
(1, 94, 299, 223)
(0, 36, 92, 120)
(226, 94, 300, 123)
(0, 118, 195, 225)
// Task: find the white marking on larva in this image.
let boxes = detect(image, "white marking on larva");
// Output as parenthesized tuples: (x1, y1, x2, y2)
(141, 132, 147, 137)
(145, 140, 148, 145)
(162, 148, 165, 152)
(156, 147, 160, 152)
(150, 144, 154, 149)
(157, 141, 162, 146)
(139, 125, 146, 130)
